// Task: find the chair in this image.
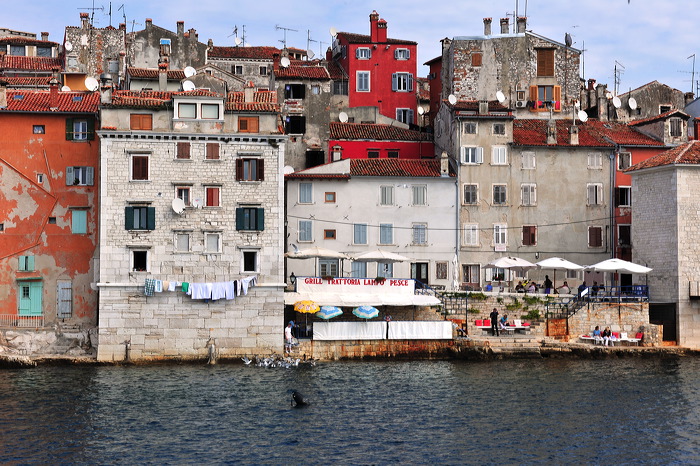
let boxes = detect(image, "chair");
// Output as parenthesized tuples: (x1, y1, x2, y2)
(484, 319, 491, 327)
(475, 319, 483, 326)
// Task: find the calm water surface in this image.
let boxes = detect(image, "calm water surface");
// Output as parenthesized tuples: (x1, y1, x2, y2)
(1, 357, 699, 464)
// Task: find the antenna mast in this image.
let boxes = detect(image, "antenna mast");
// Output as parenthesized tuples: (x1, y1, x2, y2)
(689, 54, 696, 94)
(307, 30, 318, 58)
(614, 60, 625, 95)
(276, 24, 298, 49)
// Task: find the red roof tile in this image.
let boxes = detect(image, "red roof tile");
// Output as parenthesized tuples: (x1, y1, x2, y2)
(0, 55, 62, 71)
(628, 109, 689, 126)
(0, 76, 52, 87)
(449, 99, 511, 113)
(513, 119, 613, 147)
(0, 37, 59, 47)
(330, 122, 432, 141)
(127, 67, 186, 80)
(226, 90, 279, 112)
(176, 89, 223, 98)
(350, 159, 447, 177)
(275, 61, 330, 80)
(325, 60, 347, 80)
(109, 90, 173, 109)
(337, 32, 416, 45)
(626, 140, 700, 171)
(585, 120, 664, 146)
(208, 46, 279, 59)
(1, 90, 99, 113)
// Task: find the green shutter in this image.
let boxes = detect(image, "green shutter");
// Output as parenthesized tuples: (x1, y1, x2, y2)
(257, 208, 264, 231)
(87, 118, 95, 140)
(72, 210, 87, 234)
(146, 207, 156, 230)
(65, 118, 73, 140)
(236, 208, 244, 230)
(125, 206, 134, 230)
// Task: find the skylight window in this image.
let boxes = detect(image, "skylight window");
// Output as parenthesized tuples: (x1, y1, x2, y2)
(13, 95, 24, 100)
(73, 96, 83, 102)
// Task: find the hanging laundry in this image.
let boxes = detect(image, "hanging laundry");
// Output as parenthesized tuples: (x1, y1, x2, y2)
(154, 280, 163, 293)
(224, 281, 237, 300)
(211, 282, 227, 300)
(189, 282, 213, 300)
(144, 278, 156, 297)
(168, 281, 177, 292)
(162, 280, 170, 291)
(181, 282, 190, 294)
(241, 276, 256, 295)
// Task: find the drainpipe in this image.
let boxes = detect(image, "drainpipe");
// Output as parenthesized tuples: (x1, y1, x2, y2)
(609, 150, 616, 260)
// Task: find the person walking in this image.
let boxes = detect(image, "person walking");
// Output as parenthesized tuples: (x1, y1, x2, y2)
(490, 308, 500, 336)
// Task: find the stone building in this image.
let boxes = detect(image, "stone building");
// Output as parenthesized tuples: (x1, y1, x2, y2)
(616, 80, 689, 122)
(127, 19, 207, 71)
(0, 33, 61, 89)
(96, 84, 286, 361)
(206, 45, 278, 91)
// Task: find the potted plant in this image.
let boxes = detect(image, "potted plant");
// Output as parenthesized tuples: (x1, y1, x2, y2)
(374, 276, 386, 284)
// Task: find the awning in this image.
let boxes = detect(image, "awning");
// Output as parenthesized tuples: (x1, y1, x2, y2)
(284, 292, 440, 307)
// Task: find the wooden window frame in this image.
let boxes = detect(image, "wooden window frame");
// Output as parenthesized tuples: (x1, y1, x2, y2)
(130, 113, 153, 130)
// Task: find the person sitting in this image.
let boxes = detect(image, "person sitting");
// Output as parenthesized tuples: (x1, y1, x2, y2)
(527, 282, 536, 293)
(592, 325, 602, 345)
(515, 281, 525, 293)
(558, 281, 571, 294)
(499, 314, 509, 330)
(602, 326, 613, 346)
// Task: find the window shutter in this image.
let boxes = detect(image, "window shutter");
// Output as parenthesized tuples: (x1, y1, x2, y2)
(460, 146, 466, 163)
(65, 118, 73, 140)
(553, 86, 562, 111)
(66, 166, 74, 185)
(392, 73, 397, 91)
(146, 207, 156, 230)
(87, 119, 95, 140)
(529, 85, 538, 102)
(615, 188, 621, 207)
(206, 143, 220, 160)
(355, 48, 360, 59)
(27, 255, 34, 271)
(235, 158, 243, 180)
(236, 208, 244, 230)
(125, 206, 134, 230)
(256, 208, 265, 230)
(86, 167, 94, 186)
(256, 158, 265, 180)
(177, 142, 190, 159)
(394, 49, 399, 59)
(249, 117, 259, 133)
(476, 147, 483, 164)
(407, 109, 414, 125)
(408, 74, 414, 92)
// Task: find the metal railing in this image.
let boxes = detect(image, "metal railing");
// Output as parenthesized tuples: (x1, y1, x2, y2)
(0, 314, 45, 328)
(414, 280, 467, 317)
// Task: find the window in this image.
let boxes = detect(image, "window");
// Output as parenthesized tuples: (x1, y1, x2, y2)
(588, 226, 603, 248)
(463, 184, 478, 204)
(387, 150, 399, 159)
(333, 81, 348, 95)
(125, 206, 155, 230)
(10, 45, 25, 56)
(521, 183, 537, 206)
(396, 108, 414, 124)
(618, 152, 631, 170)
(205, 143, 220, 160)
(471, 52, 482, 67)
(18, 255, 35, 271)
(412, 185, 427, 206)
(521, 151, 536, 169)
(462, 264, 480, 284)
(394, 48, 410, 60)
(376, 262, 393, 279)
(175, 232, 190, 252)
(529, 85, 562, 111)
(351, 261, 367, 278)
(660, 105, 671, 114)
(357, 71, 370, 92)
(131, 155, 149, 181)
(618, 225, 631, 247)
(380, 185, 394, 206)
(236, 158, 264, 181)
(324, 229, 336, 240)
(299, 220, 312, 242)
(178, 103, 197, 118)
(367, 149, 380, 158)
(320, 259, 339, 277)
(66, 166, 94, 186)
(33, 125, 45, 134)
(493, 123, 506, 135)
(259, 66, 268, 75)
(356, 47, 371, 59)
(392, 73, 414, 92)
(522, 225, 537, 246)
(242, 250, 258, 273)
(132, 250, 148, 272)
(494, 224, 507, 248)
(461, 146, 483, 164)
(201, 104, 220, 119)
(238, 116, 259, 133)
(412, 224, 427, 245)
(492, 146, 507, 165)
(71, 209, 87, 234)
(37, 46, 52, 57)
(299, 183, 313, 203)
(537, 49, 555, 76)
(379, 223, 393, 245)
(616, 186, 631, 207)
(236, 207, 264, 231)
(177, 142, 191, 159)
(205, 186, 221, 207)
(463, 224, 479, 246)
(130, 114, 153, 130)
(588, 152, 602, 169)
(353, 223, 367, 245)
(285, 84, 306, 99)
(436, 262, 448, 280)
(205, 232, 221, 253)
(670, 118, 682, 137)
(493, 185, 507, 205)
(325, 192, 336, 203)
(66, 118, 93, 141)
(587, 183, 603, 206)
(285, 115, 306, 134)
(463, 122, 477, 134)
(48, 217, 56, 224)
(37, 174, 44, 184)
(233, 65, 243, 75)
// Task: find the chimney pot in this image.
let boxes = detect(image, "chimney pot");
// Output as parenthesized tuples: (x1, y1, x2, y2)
(516, 17, 526, 33)
(500, 17, 509, 34)
(483, 18, 492, 36)
(41, 32, 49, 41)
(146, 18, 153, 29)
(177, 21, 184, 36)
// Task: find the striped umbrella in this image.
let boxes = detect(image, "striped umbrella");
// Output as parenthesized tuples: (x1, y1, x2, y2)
(316, 306, 343, 320)
(352, 305, 379, 320)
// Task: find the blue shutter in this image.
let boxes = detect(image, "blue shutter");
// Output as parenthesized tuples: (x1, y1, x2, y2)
(407, 109, 414, 125)
(394, 49, 399, 59)
(87, 119, 95, 140)
(66, 166, 74, 185)
(236, 208, 244, 230)
(256, 208, 264, 231)
(86, 167, 94, 185)
(408, 74, 414, 92)
(65, 118, 73, 140)
(146, 207, 156, 230)
(125, 207, 134, 230)
(392, 73, 397, 91)
(355, 48, 361, 59)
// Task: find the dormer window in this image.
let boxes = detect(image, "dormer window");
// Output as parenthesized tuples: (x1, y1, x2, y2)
(173, 98, 224, 120)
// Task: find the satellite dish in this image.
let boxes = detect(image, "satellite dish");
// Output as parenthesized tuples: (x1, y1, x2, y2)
(235, 37, 242, 46)
(182, 80, 196, 91)
(84, 77, 99, 91)
(307, 49, 315, 60)
(184, 66, 196, 78)
(280, 56, 290, 68)
(283, 165, 295, 175)
(629, 97, 638, 110)
(171, 198, 186, 215)
(605, 91, 613, 100)
(496, 90, 506, 103)
(578, 110, 589, 122)
(192, 198, 203, 209)
(418, 106, 425, 115)
(329, 27, 337, 37)
(565, 33, 573, 47)
(612, 96, 621, 108)
(573, 99, 580, 109)
(339, 111, 348, 123)
(448, 94, 457, 105)
(64, 41, 73, 52)
(61, 85, 71, 92)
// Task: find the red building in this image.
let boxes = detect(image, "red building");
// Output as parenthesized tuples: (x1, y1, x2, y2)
(328, 122, 433, 162)
(331, 10, 417, 125)
(0, 81, 99, 327)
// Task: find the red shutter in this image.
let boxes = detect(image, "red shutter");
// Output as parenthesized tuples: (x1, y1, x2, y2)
(553, 86, 562, 112)
(177, 142, 191, 159)
(206, 187, 220, 207)
(256, 158, 264, 181)
(206, 143, 220, 160)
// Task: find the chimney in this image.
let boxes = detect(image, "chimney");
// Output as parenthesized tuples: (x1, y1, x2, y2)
(546, 119, 557, 145)
(483, 18, 492, 36)
(0, 85, 7, 109)
(49, 77, 59, 110)
(570, 125, 579, 145)
(587, 78, 596, 91)
(369, 10, 380, 42)
(119, 23, 126, 31)
(177, 21, 184, 36)
(145, 18, 153, 30)
(41, 31, 49, 41)
(158, 63, 168, 91)
(377, 19, 388, 43)
(516, 17, 526, 33)
(440, 151, 450, 176)
(272, 52, 280, 72)
(596, 83, 608, 121)
(80, 12, 90, 30)
(500, 17, 509, 34)
(100, 73, 113, 104)
(189, 28, 198, 41)
(244, 81, 255, 103)
(685, 92, 695, 106)
(478, 100, 489, 115)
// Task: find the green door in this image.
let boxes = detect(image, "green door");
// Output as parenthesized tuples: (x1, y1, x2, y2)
(18, 281, 43, 316)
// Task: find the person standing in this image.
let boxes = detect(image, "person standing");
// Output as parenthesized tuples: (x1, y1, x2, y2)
(544, 275, 553, 294)
(284, 321, 294, 353)
(490, 308, 500, 336)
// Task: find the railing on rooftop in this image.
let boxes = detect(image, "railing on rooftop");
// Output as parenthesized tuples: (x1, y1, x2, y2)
(0, 314, 45, 328)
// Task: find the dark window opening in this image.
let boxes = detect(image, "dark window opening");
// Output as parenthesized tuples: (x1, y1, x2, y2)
(285, 115, 306, 134)
(285, 84, 306, 99)
(132, 251, 147, 272)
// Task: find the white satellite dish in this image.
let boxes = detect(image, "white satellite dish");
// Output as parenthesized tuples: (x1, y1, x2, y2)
(192, 198, 203, 209)
(629, 97, 638, 110)
(235, 37, 242, 46)
(307, 49, 315, 60)
(496, 90, 506, 103)
(418, 106, 425, 115)
(280, 56, 291, 68)
(329, 27, 337, 37)
(612, 96, 621, 108)
(64, 41, 73, 52)
(84, 76, 99, 91)
(448, 94, 457, 105)
(171, 198, 186, 215)
(339, 111, 348, 123)
(61, 85, 71, 92)
(578, 110, 589, 122)
(283, 165, 295, 175)
(184, 66, 196, 78)
(182, 80, 196, 91)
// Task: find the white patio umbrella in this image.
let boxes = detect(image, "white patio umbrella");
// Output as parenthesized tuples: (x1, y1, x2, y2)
(535, 257, 584, 291)
(483, 256, 537, 272)
(352, 250, 411, 263)
(586, 258, 652, 274)
(285, 246, 349, 276)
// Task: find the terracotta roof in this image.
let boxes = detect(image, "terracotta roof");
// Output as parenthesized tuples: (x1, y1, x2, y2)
(585, 120, 664, 146)
(628, 109, 690, 126)
(513, 119, 613, 147)
(285, 172, 351, 180)
(0, 37, 59, 47)
(626, 140, 700, 171)
(226, 90, 279, 112)
(127, 67, 187, 80)
(109, 90, 173, 109)
(325, 60, 347, 80)
(208, 46, 279, 59)
(0, 90, 99, 113)
(337, 32, 416, 45)
(0, 76, 52, 87)
(330, 122, 432, 141)
(449, 99, 511, 113)
(350, 159, 447, 177)
(0, 55, 62, 71)
(175, 89, 223, 98)
(424, 56, 442, 66)
(275, 61, 330, 80)
(618, 80, 681, 97)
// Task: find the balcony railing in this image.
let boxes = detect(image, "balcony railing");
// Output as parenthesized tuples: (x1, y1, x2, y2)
(0, 314, 45, 328)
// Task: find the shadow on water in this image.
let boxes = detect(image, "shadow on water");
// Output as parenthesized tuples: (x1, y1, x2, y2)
(1, 358, 699, 464)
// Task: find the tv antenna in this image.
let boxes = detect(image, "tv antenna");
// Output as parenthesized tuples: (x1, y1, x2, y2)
(276, 24, 298, 49)
(117, 4, 126, 27)
(229, 25, 246, 46)
(319, 41, 327, 57)
(78, 1, 104, 27)
(306, 30, 317, 60)
(613, 60, 625, 95)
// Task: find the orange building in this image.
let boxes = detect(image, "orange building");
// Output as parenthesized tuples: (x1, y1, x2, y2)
(0, 80, 99, 328)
